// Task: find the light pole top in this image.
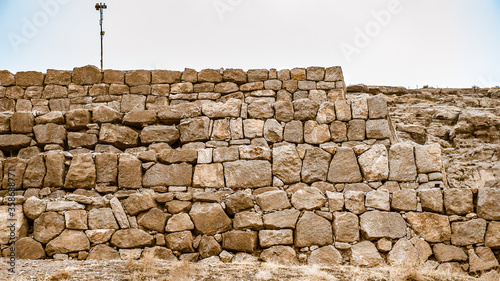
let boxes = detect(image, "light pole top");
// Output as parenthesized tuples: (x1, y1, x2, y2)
(95, 3, 107, 10)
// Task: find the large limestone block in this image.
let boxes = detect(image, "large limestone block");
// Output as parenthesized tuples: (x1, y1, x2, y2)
(485, 221, 500, 248)
(291, 186, 326, 210)
(88, 208, 119, 230)
(327, 147, 362, 183)
(304, 121, 331, 144)
(96, 153, 117, 184)
(0, 70, 15, 86)
(65, 210, 87, 230)
(260, 246, 298, 265)
(468, 247, 499, 273)
(255, 190, 291, 212)
(295, 211, 333, 247)
(259, 229, 293, 248)
(45, 69, 72, 85)
(222, 230, 258, 252)
(365, 119, 391, 139)
(122, 192, 156, 216)
(0, 205, 28, 244)
(143, 163, 192, 187)
(225, 191, 254, 215)
(477, 188, 500, 220)
(85, 229, 115, 244)
(198, 69, 222, 82)
(23, 154, 46, 188)
(329, 121, 347, 142)
(158, 103, 201, 123)
(0, 135, 32, 151)
(211, 118, 231, 141)
(165, 231, 194, 252)
(15, 71, 44, 86)
(432, 243, 467, 262)
(301, 147, 332, 183)
(263, 119, 283, 143)
(193, 163, 224, 188)
(358, 144, 389, 182)
(66, 109, 91, 130)
(2, 158, 26, 190)
(138, 208, 168, 233)
(444, 189, 473, 215)
(387, 238, 419, 266)
(414, 144, 443, 173)
(44, 151, 65, 187)
(111, 229, 154, 248)
(263, 209, 300, 229)
(177, 117, 210, 143)
(92, 105, 122, 123)
(67, 132, 98, 149)
(365, 189, 390, 211)
(165, 213, 194, 232)
(109, 197, 130, 229)
(189, 202, 231, 235)
(272, 144, 302, 184)
(283, 120, 304, 143)
(198, 236, 222, 259)
(23, 197, 46, 220)
(33, 123, 66, 145)
(359, 211, 406, 240)
(334, 99, 351, 121)
(125, 70, 151, 86)
(122, 110, 157, 127)
(233, 211, 263, 230)
(45, 230, 90, 256)
(406, 212, 451, 243)
(333, 212, 359, 242)
(308, 245, 342, 265)
(64, 154, 96, 189)
(33, 212, 65, 244)
(118, 154, 142, 189)
(316, 101, 336, 124)
(159, 149, 197, 164)
(3, 237, 45, 260)
(243, 119, 264, 139)
(293, 99, 320, 120)
(451, 219, 486, 246)
(99, 123, 138, 148)
(350, 241, 385, 267)
(223, 68, 247, 84)
(223, 160, 272, 188)
(391, 189, 417, 211)
(201, 98, 241, 118)
(274, 101, 294, 122)
(11, 112, 34, 133)
(87, 244, 121, 260)
(419, 189, 444, 213)
(367, 96, 388, 119)
(72, 65, 102, 85)
(388, 142, 417, 181)
(152, 70, 181, 83)
(247, 100, 274, 119)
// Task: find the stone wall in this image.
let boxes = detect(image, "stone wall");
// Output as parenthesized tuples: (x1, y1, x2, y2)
(0, 66, 499, 275)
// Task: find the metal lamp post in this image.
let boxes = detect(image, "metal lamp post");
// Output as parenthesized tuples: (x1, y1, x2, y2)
(95, 3, 107, 71)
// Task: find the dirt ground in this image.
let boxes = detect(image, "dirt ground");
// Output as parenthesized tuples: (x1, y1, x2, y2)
(1, 258, 495, 281)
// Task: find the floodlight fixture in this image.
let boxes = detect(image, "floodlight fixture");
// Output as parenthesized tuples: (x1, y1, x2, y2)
(96, 3, 107, 71)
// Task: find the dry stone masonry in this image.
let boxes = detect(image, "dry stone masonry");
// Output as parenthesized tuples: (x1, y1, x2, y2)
(0, 66, 499, 275)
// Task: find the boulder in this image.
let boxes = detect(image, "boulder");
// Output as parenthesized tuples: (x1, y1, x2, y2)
(367, 96, 388, 119)
(142, 246, 177, 260)
(295, 211, 333, 247)
(16, 71, 44, 86)
(189, 202, 231, 235)
(67, 132, 98, 149)
(45, 230, 90, 256)
(243, 119, 264, 138)
(3, 237, 45, 259)
(247, 100, 274, 119)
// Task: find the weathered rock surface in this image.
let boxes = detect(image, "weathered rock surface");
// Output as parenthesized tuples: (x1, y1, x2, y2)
(295, 211, 333, 247)
(189, 203, 231, 235)
(359, 211, 406, 240)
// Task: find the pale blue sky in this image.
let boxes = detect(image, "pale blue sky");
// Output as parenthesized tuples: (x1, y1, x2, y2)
(1, 0, 500, 88)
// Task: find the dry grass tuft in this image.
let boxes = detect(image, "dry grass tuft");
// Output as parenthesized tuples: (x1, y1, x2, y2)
(166, 261, 195, 281)
(47, 269, 71, 281)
